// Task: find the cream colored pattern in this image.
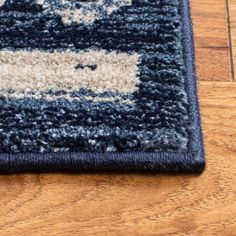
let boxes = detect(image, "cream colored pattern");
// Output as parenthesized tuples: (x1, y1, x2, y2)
(0, 0, 5, 6)
(36, 0, 132, 24)
(0, 91, 133, 103)
(60, 8, 97, 25)
(0, 50, 140, 97)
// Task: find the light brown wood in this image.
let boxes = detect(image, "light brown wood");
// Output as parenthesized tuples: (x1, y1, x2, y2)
(0, 1, 236, 235)
(191, 0, 232, 81)
(228, 0, 236, 80)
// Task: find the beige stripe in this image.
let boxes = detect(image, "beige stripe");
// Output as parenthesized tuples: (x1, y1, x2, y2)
(0, 91, 134, 103)
(0, 50, 140, 95)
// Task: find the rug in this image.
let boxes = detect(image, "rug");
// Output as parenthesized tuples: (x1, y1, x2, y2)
(0, 0, 205, 173)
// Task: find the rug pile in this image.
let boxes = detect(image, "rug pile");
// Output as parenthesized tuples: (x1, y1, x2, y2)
(0, 0, 204, 173)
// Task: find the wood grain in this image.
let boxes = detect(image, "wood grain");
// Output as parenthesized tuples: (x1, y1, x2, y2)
(191, 0, 232, 81)
(228, 0, 236, 80)
(0, 1, 236, 235)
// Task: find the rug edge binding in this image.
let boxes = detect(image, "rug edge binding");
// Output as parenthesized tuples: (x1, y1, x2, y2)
(0, 0, 205, 173)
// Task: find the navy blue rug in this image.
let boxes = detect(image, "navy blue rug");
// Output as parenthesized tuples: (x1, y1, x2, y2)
(0, 0, 204, 173)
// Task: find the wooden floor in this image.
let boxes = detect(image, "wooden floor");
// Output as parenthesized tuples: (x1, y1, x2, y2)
(0, 1, 236, 235)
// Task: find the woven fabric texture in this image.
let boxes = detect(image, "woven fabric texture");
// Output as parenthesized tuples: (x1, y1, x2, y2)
(0, 0, 205, 173)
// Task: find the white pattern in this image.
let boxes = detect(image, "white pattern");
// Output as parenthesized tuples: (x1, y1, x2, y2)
(0, 0, 5, 7)
(36, 0, 132, 24)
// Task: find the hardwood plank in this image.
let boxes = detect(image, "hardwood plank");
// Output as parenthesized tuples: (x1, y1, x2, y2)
(228, 0, 236, 81)
(191, 0, 232, 81)
(0, 82, 235, 236)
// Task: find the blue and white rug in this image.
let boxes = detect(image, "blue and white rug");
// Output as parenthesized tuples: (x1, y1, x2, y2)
(0, 0, 205, 173)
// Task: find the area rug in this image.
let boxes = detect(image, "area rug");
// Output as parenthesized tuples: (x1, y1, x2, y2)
(0, 0, 205, 173)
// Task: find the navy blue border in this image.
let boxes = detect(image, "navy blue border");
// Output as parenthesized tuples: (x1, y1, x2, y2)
(0, 0, 205, 173)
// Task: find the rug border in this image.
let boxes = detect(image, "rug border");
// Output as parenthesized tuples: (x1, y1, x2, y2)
(0, 0, 205, 173)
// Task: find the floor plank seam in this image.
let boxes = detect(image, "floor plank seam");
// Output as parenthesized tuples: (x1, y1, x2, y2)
(226, 0, 235, 81)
